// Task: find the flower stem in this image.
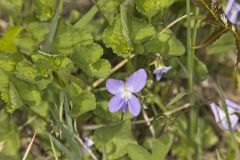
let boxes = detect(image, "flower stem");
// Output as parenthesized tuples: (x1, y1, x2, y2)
(120, 111, 125, 121)
(186, 1, 200, 159)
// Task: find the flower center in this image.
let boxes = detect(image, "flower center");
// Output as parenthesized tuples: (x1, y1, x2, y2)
(121, 87, 132, 100)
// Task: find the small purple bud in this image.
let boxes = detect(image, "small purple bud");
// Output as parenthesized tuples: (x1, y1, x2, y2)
(82, 137, 94, 152)
(153, 66, 172, 81)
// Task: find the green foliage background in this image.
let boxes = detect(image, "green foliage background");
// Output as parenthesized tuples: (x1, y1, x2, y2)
(0, 0, 239, 160)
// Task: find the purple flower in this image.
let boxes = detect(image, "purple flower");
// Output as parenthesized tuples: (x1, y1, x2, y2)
(225, 0, 240, 24)
(82, 137, 94, 152)
(153, 66, 172, 81)
(106, 69, 147, 117)
(210, 99, 240, 131)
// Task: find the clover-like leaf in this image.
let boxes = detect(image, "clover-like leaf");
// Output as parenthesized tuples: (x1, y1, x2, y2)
(70, 91, 96, 117)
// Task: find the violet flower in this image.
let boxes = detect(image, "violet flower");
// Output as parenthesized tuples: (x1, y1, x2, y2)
(153, 66, 172, 81)
(106, 69, 147, 117)
(82, 137, 94, 152)
(225, 0, 240, 24)
(210, 99, 240, 131)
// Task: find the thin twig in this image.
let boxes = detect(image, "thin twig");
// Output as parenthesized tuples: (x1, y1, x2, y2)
(74, 135, 98, 160)
(22, 132, 36, 160)
(163, 103, 190, 116)
(142, 105, 156, 137)
(82, 103, 190, 131)
(92, 54, 135, 88)
(159, 13, 193, 35)
(18, 116, 37, 131)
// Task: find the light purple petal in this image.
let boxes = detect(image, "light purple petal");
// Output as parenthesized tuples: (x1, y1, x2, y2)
(236, 3, 240, 10)
(153, 66, 172, 74)
(225, 0, 235, 15)
(221, 114, 239, 131)
(106, 79, 124, 95)
(210, 103, 222, 123)
(156, 73, 163, 81)
(127, 95, 141, 117)
(229, 11, 239, 24)
(226, 99, 240, 111)
(153, 66, 172, 81)
(126, 69, 147, 93)
(109, 96, 126, 113)
(82, 137, 94, 152)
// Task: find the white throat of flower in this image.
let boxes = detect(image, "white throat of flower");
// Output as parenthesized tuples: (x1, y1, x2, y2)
(120, 86, 132, 100)
(219, 107, 236, 121)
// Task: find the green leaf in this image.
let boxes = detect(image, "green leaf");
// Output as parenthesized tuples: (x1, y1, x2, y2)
(52, 21, 93, 55)
(85, 59, 111, 78)
(143, 38, 165, 54)
(151, 133, 174, 160)
(27, 22, 49, 43)
(14, 34, 36, 55)
(34, 0, 56, 21)
(136, 0, 161, 19)
(64, 82, 83, 99)
(31, 101, 49, 117)
(207, 32, 235, 54)
(127, 144, 151, 160)
(103, 15, 133, 58)
(120, 5, 132, 48)
(0, 26, 23, 52)
(167, 35, 185, 56)
(136, 0, 175, 19)
(93, 121, 136, 159)
(0, 0, 22, 18)
(9, 82, 23, 112)
(129, 17, 155, 42)
(0, 69, 10, 105)
(14, 79, 42, 106)
(194, 56, 208, 82)
(144, 29, 185, 55)
(0, 53, 20, 72)
(159, 29, 185, 56)
(71, 43, 103, 67)
(0, 110, 20, 158)
(15, 61, 36, 82)
(70, 91, 96, 117)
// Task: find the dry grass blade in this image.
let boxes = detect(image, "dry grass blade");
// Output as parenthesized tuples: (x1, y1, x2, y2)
(22, 132, 36, 160)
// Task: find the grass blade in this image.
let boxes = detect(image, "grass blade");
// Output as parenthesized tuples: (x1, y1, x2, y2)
(42, 0, 63, 53)
(49, 135, 59, 160)
(216, 150, 223, 160)
(166, 91, 188, 108)
(47, 133, 76, 160)
(74, 0, 107, 29)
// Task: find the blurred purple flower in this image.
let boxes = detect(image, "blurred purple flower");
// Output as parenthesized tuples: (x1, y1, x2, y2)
(225, 0, 240, 24)
(106, 69, 147, 117)
(82, 137, 94, 152)
(210, 99, 240, 131)
(153, 66, 172, 81)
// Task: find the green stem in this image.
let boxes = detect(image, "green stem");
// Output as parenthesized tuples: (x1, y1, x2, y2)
(120, 111, 125, 121)
(186, 0, 193, 98)
(187, 1, 200, 159)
